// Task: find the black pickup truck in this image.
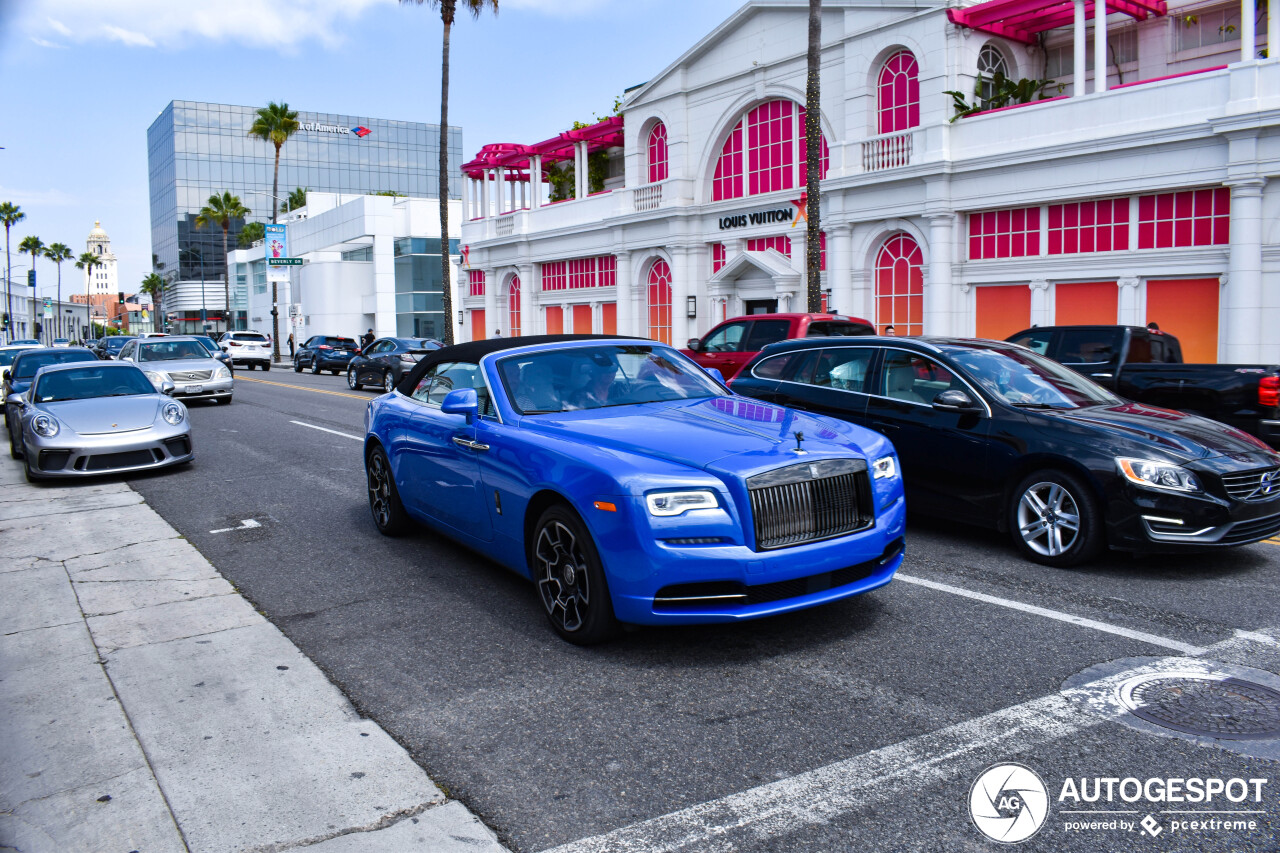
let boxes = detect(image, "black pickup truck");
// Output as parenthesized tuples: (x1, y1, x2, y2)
(1006, 325, 1280, 447)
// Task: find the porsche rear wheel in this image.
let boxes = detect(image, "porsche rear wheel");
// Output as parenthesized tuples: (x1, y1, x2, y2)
(366, 445, 410, 536)
(532, 505, 618, 645)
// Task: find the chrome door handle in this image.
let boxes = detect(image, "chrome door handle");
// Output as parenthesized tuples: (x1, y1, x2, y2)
(452, 436, 490, 452)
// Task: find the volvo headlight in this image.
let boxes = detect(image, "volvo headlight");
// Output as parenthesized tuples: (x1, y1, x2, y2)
(215, 366, 231, 380)
(162, 402, 184, 425)
(645, 490, 718, 516)
(143, 370, 166, 389)
(872, 455, 898, 480)
(1116, 457, 1201, 493)
(32, 414, 59, 437)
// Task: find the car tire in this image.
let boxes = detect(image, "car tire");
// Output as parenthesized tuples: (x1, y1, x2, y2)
(1008, 469, 1104, 568)
(383, 372, 395, 394)
(348, 369, 363, 391)
(263, 362, 271, 372)
(366, 445, 410, 536)
(311, 359, 321, 375)
(23, 455, 42, 482)
(246, 363, 255, 371)
(9, 421, 22, 460)
(294, 359, 303, 373)
(532, 504, 620, 645)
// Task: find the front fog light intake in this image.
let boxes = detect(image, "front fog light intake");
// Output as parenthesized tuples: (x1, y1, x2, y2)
(32, 414, 59, 437)
(872, 455, 898, 480)
(1117, 457, 1201, 493)
(162, 403, 184, 425)
(646, 490, 718, 516)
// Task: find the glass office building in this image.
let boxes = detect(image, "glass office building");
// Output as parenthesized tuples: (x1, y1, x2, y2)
(147, 100, 463, 327)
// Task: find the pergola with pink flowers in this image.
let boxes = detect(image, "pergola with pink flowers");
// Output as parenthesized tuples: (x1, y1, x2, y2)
(461, 116, 624, 220)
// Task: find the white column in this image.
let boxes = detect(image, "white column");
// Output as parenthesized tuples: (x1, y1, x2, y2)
(520, 263, 537, 336)
(1270, 0, 1279, 62)
(1074, 0, 1088, 96)
(615, 251, 634, 336)
(1094, 0, 1108, 92)
(1116, 276, 1141, 325)
(1224, 180, 1265, 362)
(830, 224, 853, 316)
(670, 247, 690, 346)
(495, 168, 506, 214)
(483, 268, 498, 340)
(924, 214, 955, 336)
(480, 170, 490, 219)
(1030, 279, 1051, 327)
(462, 177, 471, 221)
(1241, 0, 1257, 61)
(575, 143, 588, 200)
(850, 270, 872, 324)
(530, 155, 543, 208)
(519, 176, 527, 210)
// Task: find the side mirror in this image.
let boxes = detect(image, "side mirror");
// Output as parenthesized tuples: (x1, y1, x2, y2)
(704, 367, 727, 386)
(440, 387, 479, 422)
(686, 338, 702, 353)
(932, 389, 981, 413)
(161, 380, 176, 396)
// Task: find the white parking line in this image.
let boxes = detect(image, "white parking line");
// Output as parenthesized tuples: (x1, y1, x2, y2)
(289, 420, 363, 442)
(895, 573, 1208, 656)
(209, 519, 261, 534)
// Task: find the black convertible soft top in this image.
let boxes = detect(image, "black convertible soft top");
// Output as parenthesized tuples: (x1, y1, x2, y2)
(394, 334, 643, 395)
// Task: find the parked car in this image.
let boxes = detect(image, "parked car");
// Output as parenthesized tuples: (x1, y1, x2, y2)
(191, 335, 234, 372)
(0, 344, 40, 373)
(83, 338, 100, 349)
(3, 347, 100, 428)
(682, 313, 874, 380)
(294, 335, 360, 375)
(730, 336, 1280, 567)
(346, 337, 441, 393)
(51, 338, 71, 348)
(140, 332, 169, 338)
(9, 339, 41, 346)
(116, 336, 233, 403)
(1007, 325, 1280, 446)
(364, 335, 905, 644)
(9, 361, 192, 479)
(219, 330, 272, 370)
(92, 336, 137, 360)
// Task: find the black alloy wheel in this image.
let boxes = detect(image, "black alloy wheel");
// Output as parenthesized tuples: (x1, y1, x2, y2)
(366, 445, 410, 536)
(532, 505, 619, 644)
(348, 368, 363, 391)
(1008, 469, 1104, 567)
(262, 361, 271, 372)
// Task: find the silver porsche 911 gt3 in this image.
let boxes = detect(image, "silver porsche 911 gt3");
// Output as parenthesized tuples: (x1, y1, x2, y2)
(9, 361, 193, 481)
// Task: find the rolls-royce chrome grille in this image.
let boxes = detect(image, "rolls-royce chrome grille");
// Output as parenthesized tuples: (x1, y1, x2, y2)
(1221, 466, 1280, 502)
(747, 458, 874, 550)
(168, 370, 213, 382)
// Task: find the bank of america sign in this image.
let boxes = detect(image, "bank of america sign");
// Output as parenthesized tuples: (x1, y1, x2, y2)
(301, 122, 371, 137)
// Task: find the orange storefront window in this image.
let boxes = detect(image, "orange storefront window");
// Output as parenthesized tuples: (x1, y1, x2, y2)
(545, 306, 563, 335)
(572, 304, 593, 335)
(975, 286, 1032, 341)
(874, 234, 923, 335)
(470, 309, 486, 342)
(1054, 282, 1116, 326)
(1146, 278, 1220, 363)
(602, 303, 617, 335)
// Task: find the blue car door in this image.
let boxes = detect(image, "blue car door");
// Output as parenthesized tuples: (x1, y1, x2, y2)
(398, 362, 494, 541)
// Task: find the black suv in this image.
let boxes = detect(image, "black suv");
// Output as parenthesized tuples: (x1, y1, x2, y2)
(92, 336, 137, 360)
(345, 337, 441, 393)
(294, 335, 360, 375)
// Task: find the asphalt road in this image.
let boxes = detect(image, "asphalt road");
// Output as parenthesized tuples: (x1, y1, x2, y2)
(126, 368, 1280, 853)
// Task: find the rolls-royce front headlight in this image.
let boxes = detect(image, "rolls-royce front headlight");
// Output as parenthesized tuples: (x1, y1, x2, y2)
(162, 402, 185, 425)
(32, 414, 59, 437)
(872, 455, 898, 480)
(646, 490, 718, 516)
(143, 370, 166, 389)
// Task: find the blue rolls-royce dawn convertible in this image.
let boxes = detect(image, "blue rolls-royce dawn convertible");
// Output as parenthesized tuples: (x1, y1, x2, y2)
(364, 335, 906, 643)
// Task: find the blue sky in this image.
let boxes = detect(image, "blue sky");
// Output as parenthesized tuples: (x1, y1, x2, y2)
(0, 0, 746, 297)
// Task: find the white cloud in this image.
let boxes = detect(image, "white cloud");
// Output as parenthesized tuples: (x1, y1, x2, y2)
(102, 25, 156, 48)
(47, 18, 73, 37)
(500, 0, 612, 14)
(29, 37, 67, 49)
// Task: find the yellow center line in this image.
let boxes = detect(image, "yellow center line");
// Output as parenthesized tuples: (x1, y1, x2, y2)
(235, 375, 370, 401)
(1264, 537, 1280, 547)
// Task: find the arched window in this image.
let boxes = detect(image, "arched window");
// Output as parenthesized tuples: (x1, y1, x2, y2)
(877, 50, 920, 135)
(647, 123, 668, 183)
(875, 234, 923, 336)
(508, 275, 521, 337)
(711, 99, 829, 201)
(647, 259, 672, 344)
(976, 44, 1009, 103)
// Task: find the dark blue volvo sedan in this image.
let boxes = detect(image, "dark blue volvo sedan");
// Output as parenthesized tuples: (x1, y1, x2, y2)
(363, 335, 906, 644)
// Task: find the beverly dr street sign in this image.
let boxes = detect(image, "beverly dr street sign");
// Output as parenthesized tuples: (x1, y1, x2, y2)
(265, 224, 297, 281)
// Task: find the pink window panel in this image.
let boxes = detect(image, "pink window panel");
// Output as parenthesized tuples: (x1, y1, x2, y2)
(746, 100, 795, 196)
(711, 243, 726, 273)
(797, 106, 830, 185)
(875, 234, 924, 336)
(967, 207, 1041, 260)
(541, 261, 567, 291)
(712, 125, 744, 201)
(508, 276, 521, 337)
(647, 259, 672, 345)
(568, 257, 597, 289)
(468, 269, 485, 297)
(1048, 199, 1129, 255)
(877, 50, 920, 135)
(1137, 188, 1230, 249)
(647, 123, 669, 184)
(747, 236, 792, 257)
(819, 230, 827, 271)
(597, 255, 616, 287)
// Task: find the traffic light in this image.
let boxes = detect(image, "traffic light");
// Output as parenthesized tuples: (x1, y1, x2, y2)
(118, 292, 125, 304)
(1, 314, 8, 326)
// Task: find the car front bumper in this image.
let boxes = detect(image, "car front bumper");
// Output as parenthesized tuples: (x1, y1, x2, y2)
(25, 424, 193, 477)
(1106, 482, 1280, 551)
(168, 376, 234, 399)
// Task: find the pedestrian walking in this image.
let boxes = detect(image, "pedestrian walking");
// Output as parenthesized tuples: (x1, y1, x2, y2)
(884, 325, 896, 336)
(492, 328, 502, 339)
(361, 328, 375, 350)
(287, 333, 295, 358)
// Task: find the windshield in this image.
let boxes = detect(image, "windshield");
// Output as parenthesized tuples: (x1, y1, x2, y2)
(138, 341, 211, 362)
(948, 345, 1121, 409)
(498, 345, 724, 414)
(0, 348, 34, 367)
(104, 337, 134, 351)
(13, 350, 98, 380)
(231, 333, 269, 342)
(33, 366, 156, 402)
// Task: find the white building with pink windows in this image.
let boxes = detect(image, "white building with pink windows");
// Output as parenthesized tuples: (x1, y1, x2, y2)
(458, 0, 1279, 363)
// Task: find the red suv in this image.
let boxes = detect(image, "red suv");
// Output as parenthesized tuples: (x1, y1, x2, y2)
(682, 313, 874, 380)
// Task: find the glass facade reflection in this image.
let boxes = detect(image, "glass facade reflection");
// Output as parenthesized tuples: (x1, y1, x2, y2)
(147, 100, 462, 292)
(394, 237, 461, 339)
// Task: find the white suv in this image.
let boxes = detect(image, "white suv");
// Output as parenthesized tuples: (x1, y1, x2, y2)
(220, 331, 273, 370)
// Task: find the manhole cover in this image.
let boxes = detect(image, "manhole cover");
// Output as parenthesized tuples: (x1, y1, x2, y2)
(1121, 676, 1280, 740)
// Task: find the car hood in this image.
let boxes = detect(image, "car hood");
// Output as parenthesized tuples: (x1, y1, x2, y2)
(521, 396, 882, 478)
(41, 395, 162, 434)
(1030, 402, 1280, 466)
(140, 358, 223, 374)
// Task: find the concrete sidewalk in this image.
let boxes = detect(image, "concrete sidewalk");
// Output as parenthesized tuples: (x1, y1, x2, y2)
(0, 460, 507, 852)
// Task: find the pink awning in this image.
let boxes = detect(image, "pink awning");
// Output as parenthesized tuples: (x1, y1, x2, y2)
(947, 0, 1166, 44)
(463, 116, 625, 178)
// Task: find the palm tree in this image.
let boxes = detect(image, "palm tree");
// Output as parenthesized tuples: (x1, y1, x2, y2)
(237, 221, 265, 248)
(195, 191, 250, 335)
(284, 187, 309, 212)
(44, 243, 73, 339)
(805, 0, 823, 312)
(401, 0, 499, 345)
(19, 236, 45, 341)
(76, 252, 101, 340)
(140, 272, 164, 332)
(0, 202, 23, 339)
(248, 101, 300, 357)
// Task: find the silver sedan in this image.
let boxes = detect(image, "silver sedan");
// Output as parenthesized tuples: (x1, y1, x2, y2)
(116, 336, 234, 403)
(10, 361, 193, 480)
